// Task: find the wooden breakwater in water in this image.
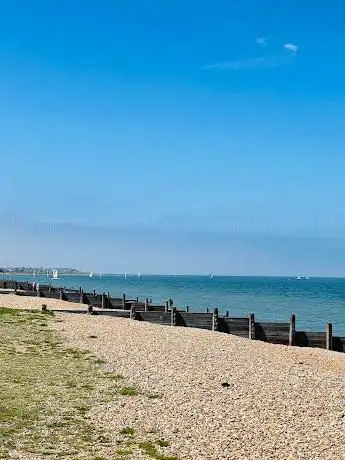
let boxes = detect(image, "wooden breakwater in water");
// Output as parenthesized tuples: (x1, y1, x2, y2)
(1, 279, 345, 353)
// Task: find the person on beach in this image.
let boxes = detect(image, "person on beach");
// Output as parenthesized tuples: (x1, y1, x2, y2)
(36, 283, 40, 294)
(32, 281, 36, 291)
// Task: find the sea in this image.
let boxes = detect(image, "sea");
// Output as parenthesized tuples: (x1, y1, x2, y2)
(2, 274, 345, 336)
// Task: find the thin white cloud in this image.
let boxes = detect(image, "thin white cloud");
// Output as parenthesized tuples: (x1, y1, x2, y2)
(284, 43, 299, 55)
(256, 37, 267, 47)
(202, 55, 290, 71)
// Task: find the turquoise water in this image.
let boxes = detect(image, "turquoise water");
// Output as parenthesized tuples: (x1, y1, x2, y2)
(3, 274, 345, 335)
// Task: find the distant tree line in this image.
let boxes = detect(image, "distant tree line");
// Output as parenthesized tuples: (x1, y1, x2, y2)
(0, 267, 83, 274)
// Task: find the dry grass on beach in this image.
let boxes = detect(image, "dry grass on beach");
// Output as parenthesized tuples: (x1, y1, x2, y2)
(1, 294, 345, 460)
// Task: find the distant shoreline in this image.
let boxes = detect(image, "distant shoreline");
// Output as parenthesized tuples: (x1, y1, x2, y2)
(0, 272, 88, 276)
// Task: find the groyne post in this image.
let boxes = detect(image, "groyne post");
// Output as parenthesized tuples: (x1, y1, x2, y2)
(212, 308, 219, 331)
(186, 305, 189, 313)
(165, 301, 169, 313)
(225, 310, 229, 317)
(249, 313, 255, 340)
(88, 305, 93, 315)
(171, 307, 177, 326)
(145, 298, 149, 312)
(79, 289, 84, 304)
(101, 293, 105, 309)
(59, 290, 63, 300)
(289, 314, 296, 346)
(122, 293, 126, 310)
(326, 323, 333, 350)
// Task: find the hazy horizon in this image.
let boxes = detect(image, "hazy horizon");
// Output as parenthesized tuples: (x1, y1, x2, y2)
(2, 215, 345, 278)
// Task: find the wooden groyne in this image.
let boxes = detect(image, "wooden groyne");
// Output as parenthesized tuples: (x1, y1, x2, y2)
(1, 279, 344, 353)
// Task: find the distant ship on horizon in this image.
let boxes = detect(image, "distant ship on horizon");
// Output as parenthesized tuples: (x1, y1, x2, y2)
(296, 274, 310, 280)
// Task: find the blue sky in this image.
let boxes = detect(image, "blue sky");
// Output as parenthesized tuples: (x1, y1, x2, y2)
(1, 0, 345, 275)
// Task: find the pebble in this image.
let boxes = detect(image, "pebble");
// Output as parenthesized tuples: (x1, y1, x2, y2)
(2, 294, 345, 460)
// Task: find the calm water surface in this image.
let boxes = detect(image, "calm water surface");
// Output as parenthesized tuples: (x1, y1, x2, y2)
(3, 274, 345, 335)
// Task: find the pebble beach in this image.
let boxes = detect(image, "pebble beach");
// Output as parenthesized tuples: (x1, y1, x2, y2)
(1, 294, 345, 460)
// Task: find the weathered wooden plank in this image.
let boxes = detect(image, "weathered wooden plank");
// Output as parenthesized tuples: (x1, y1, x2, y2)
(249, 314, 255, 339)
(326, 323, 333, 351)
(108, 297, 124, 308)
(95, 310, 131, 318)
(171, 307, 177, 326)
(48, 309, 87, 314)
(254, 321, 290, 344)
(179, 313, 213, 319)
(86, 294, 103, 308)
(223, 324, 250, 331)
(295, 331, 326, 348)
(255, 322, 290, 329)
(289, 314, 296, 346)
(177, 312, 213, 329)
(218, 317, 250, 335)
(135, 311, 171, 325)
(212, 308, 219, 331)
(332, 337, 345, 353)
(63, 292, 81, 303)
(222, 317, 248, 323)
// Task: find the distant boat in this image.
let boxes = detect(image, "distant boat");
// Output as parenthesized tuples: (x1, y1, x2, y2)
(296, 274, 309, 280)
(124, 272, 127, 279)
(52, 270, 59, 280)
(89, 272, 93, 278)
(138, 273, 141, 278)
(99, 272, 102, 278)
(209, 274, 214, 279)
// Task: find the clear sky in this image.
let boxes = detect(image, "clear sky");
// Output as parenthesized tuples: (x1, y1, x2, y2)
(1, 0, 345, 275)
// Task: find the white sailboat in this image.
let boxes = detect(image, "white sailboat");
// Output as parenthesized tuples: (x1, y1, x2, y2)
(89, 272, 93, 278)
(52, 270, 59, 280)
(209, 273, 214, 279)
(138, 272, 141, 278)
(124, 272, 127, 279)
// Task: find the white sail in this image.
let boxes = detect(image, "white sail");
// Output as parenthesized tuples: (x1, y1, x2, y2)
(89, 272, 93, 278)
(52, 270, 59, 280)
